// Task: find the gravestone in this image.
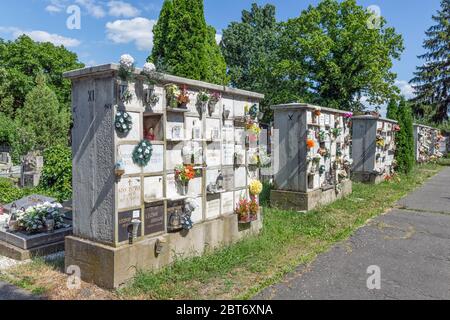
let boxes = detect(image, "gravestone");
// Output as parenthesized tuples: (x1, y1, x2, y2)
(20, 152, 44, 187)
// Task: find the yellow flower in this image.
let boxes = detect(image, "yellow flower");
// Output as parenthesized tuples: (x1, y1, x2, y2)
(249, 180, 263, 195)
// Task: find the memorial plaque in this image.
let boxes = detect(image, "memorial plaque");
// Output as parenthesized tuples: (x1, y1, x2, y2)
(206, 142, 221, 167)
(222, 143, 234, 166)
(307, 111, 312, 124)
(234, 166, 247, 188)
(118, 177, 141, 210)
(187, 91, 198, 114)
(144, 202, 165, 235)
(235, 128, 245, 146)
(143, 176, 163, 201)
(143, 144, 164, 174)
(167, 113, 184, 140)
(186, 117, 202, 140)
(190, 197, 203, 223)
(206, 118, 221, 140)
(116, 111, 141, 142)
(166, 144, 183, 170)
(222, 97, 234, 118)
(166, 173, 178, 199)
(319, 114, 325, 126)
(330, 115, 335, 128)
(222, 126, 234, 143)
(206, 194, 221, 219)
(234, 100, 246, 117)
(221, 192, 234, 214)
(188, 176, 202, 196)
(206, 169, 220, 188)
(118, 209, 142, 243)
(117, 144, 141, 175)
(222, 167, 234, 191)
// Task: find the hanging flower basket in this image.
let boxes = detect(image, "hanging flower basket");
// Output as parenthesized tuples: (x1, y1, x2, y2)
(208, 92, 221, 116)
(132, 140, 153, 167)
(115, 111, 133, 134)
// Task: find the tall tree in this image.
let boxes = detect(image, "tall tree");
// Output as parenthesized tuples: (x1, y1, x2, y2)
(386, 98, 399, 120)
(395, 98, 415, 174)
(0, 35, 83, 116)
(221, 3, 303, 121)
(278, 0, 404, 112)
(410, 0, 450, 123)
(16, 73, 70, 152)
(149, 0, 227, 85)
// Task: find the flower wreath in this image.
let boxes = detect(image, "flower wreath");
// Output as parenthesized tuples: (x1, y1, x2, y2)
(115, 111, 133, 134)
(132, 140, 153, 167)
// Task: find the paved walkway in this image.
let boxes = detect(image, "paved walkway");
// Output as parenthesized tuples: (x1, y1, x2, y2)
(257, 167, 450, 300)
(0, 281, 40, 300)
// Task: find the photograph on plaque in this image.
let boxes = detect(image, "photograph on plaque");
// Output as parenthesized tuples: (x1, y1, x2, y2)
(166, 113, 184, 140)
(117, 144, 141, 175)
(143, 144, 164, 174)
(206, 194, 221, 220)
(118, 177, 141, 210)
(186, 117, 202, 140)
(221, 191, 234, 215)
(118, 209, 142, 243)
(116, 111, 141, 142)
(143, 176, 163, 201)
(144, 202, 165, 236)
(206, 142, 221, 167)
(234, 166, 247, 188)
(206, 118, 221, 141)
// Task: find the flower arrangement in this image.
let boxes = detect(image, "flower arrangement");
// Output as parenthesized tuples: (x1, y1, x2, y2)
(175, 164, 197, 184)
(246, 122, 261, 135)
(332, 128, 341, 138)
(209, 91, 221, 107)
(235, 198, 250, 223)
(118, 54, 135, 81)
(177, 85, 190, 108)
(248, 104, 259, 120)
(307, 139, 316, 149)
(249, 180, 263, 196)
(165, 84, 181, 108)
(319, 130, 327, 142)
(120, 89, 134, 104)
(115, 111, 133, 134)
(319, 165, 326, 175)
(197, 90, 210, 115)
(132, 140, 153, 167)
(314, 107, 322, 116)
(15, 202, 67, 234)
(376, 136, 385, 147)
(319, 147, 330, 158)
(393, 124, 401, 132)
(343, 112, 353, 119)
(249, 199, 259, 221)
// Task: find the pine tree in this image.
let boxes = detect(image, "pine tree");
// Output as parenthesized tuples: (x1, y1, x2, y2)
(410, 0, 450, 123)
(386, 98, 399, 120)
(395, 98, 415, 174)
(16, 73, 70, 152)
(149, 0, 227, 85)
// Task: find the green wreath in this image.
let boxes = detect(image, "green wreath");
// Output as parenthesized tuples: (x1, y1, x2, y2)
(132, 140, 153, 167)
(115, 111, 133, 134)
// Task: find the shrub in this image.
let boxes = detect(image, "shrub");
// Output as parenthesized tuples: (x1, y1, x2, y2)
(395, 98, 415, 174)
(0, 178, 24, 204)
(39, 145, 72, 201)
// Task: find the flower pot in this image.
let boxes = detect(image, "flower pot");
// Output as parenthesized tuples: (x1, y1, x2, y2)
(238, 214, 251, 224)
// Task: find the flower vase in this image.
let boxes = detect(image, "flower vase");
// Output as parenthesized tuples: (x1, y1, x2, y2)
(179, 182, 189, 196)
(208, 102, 216, 116)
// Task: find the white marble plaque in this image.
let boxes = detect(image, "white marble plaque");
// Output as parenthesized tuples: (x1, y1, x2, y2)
(118, 177, 141, 210)
(206, 169, 220, 187)
(206, 195, 221, 219)
(222, 97, 234, 119)
(166, 174, 178, 199)
(186, 117, 202, 140)
(119, 82, 141, 110)
(143, 144, 164, 173)
(187, 91, 198, 114)
(235, 128, 246, 145)
(324, 114, 330, 126)
(307, 111, 312, 124)
(222, 143, 235, 166)
(330, 115, 335, 128)
(190, 197, 203, 223)
(206, 142, 221, 167)
(117, 144, 141, 175)
(188, 176, 202, 196)
(167, 113, 185, 140)
(116, 111, 141, 142)
(234, 100, 246, 117)
(319, 114, 325, 126)
(206, 118, 221, 140)
(143, 176, 163, 201)
(222, 126, 234, 143)
(166, 144, 183, 170)
(221, 192, 234, 214)
(234, 166, 247, 188)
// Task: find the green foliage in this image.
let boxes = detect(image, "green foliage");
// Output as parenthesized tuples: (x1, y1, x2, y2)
(149, 0, 227, 85)
(0, 35, 83, 116)
(39, 145, 72, 201)
(259, 180, 273, 207)
(16, 73, 70, 152)
(0, 178, 24, 204)
(410, 0, 449, 123)
(395, 98, 415, 174)
(386, 98, 399, 120)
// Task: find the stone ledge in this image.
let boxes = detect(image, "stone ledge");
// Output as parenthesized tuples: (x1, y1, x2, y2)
(65, 212, 263, 289)
(0, 239, 65, 261)
(352, 172, 386, 185)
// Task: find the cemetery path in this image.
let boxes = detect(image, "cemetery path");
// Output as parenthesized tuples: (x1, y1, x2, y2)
(0, 281, 40, 300)
(256, 167, 450, 300)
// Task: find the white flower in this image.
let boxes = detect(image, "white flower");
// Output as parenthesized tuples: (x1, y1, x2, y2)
(143, 62, 156, 74)
(145, 149, 150, 154)
(138, 148, 142, 153)
(119, 54, 135, 69)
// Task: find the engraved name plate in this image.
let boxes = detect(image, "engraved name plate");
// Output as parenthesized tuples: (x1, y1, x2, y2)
(118, 177, 141, 210)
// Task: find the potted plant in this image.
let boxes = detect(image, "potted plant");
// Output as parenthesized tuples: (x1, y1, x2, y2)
(165, 84, 181, 109)
(235, 198, 250, 224)
(175, 164, 196, 196)
(177, 85, 190, 109)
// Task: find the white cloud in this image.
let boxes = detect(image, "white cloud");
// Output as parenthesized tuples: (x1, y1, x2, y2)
(215, 34, 222, 45)
(106, 17, 156, 51)
(75, 0, 106, 18)
(0, 27, 81, 47)
(395, 80, 415, 99)
(45, 5, 62, 13)
(108, 1, 140, 18)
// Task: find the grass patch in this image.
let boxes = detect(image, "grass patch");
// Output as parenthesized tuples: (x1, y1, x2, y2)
(119, 162, 444, 300)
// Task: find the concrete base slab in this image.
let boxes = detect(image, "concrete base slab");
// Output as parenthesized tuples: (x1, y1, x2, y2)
(352, 172, 385, 184)
(0, 227, 72, 250)
(0, 239, 65, 261)
(271, 180, 352, 211)
(65, 212, 263, 289)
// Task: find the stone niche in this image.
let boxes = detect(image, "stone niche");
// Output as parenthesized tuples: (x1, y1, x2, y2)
(413, 124, 442, 163)
(271, 103, 353, 211)
(64, 63, 264, 288)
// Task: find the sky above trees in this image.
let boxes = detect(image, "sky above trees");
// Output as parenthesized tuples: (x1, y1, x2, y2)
(0, 0, 442, 105)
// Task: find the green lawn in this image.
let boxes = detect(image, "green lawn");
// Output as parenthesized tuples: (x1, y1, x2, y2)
(119, 162, 445, 300)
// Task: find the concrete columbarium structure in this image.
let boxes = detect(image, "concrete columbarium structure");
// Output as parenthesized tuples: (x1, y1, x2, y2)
(270, 104, 353, 211)
(413, 124, 443, 163)
(63, 62, 264, 289)
(352, 116, 399, 184)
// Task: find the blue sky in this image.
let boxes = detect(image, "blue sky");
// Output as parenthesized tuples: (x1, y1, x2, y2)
(0, 0, 443, 109)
